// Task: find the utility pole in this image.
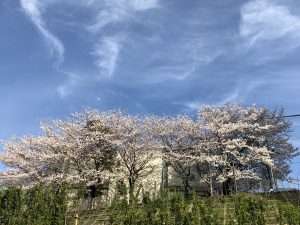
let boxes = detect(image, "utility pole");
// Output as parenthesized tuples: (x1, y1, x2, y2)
(269, 165, 276, 192)
(296, 175, 300, 190)
(269, 146, 277, 192)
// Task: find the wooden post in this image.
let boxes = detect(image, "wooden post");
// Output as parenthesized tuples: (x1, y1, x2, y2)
(64, 213, 67, 225)
(210, 177, 214, 197)
(75, 213, 79, 225)
(223, 201, 227, 225)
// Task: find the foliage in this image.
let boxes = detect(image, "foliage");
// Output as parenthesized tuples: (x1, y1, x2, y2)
(276, 202, 300, 225)
(109, 190, 270, 225)
(234, 194, 266, 225)
(108, 190, 300, 225)
(0, 186, 22, 225)
(0, 184, 68, 225)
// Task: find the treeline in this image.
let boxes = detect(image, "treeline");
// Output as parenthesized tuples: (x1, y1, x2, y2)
(0, 103, 298, 199)
(0, 185, 68, 225)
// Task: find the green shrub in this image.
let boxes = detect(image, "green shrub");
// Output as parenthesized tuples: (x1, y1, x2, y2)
(107, 190, 300, 225)
(0, 184, 68, 225)
(0, 186, 22, 225)
(276, 203, 300, 225)
(234, 194, 266, 225)
(108, 190, 226, 225)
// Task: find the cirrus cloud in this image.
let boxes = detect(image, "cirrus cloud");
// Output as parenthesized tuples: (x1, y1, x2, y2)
(20, 0, 65, 64)
(240, 0, 300, 56)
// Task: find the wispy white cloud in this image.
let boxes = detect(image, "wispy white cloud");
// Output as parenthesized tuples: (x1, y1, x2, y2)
(87, 3, 128, 33)
(20, 0, 160, 97)
(86, 0, 159, 79)
(240, 0, 300, 50)
(20, 0, 64, 64)
(48, 0, 159, 97)
(87, 0, 159, 32)
(181, 79, 264, 111)
(217, 80, 264, 105)
(56, 69, 82, 98)
(142, 35, 223, 82)
(91, 36, 121, 78)
(181, 101, 206, 111)
(128, 0, 158, 11)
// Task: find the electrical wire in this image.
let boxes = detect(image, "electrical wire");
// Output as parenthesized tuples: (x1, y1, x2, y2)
(284, 114, 300, 118)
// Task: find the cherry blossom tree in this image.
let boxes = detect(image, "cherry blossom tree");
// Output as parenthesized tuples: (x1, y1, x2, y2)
(108, 113, 160, 201)
(0, 104, 297, 197)
(0, 109, 119, 190)
(0, 110, 161, 200)
(0, 134, 66, 187)
(144, 115, 214, 197)
(261, 108, 298, 179)
(196, 103, 284, 194)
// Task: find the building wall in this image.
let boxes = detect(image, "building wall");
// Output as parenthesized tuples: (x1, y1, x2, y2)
(167, 164, 209, 195)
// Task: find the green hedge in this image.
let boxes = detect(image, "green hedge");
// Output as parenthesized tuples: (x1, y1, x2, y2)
(0, 184, 68, 225)
(234, 195, 266, 225)
(276, 203, 300, 225)
(108, 190, 300, 225)
(109, 190, 226, 225)
(1, 185, 300, 225)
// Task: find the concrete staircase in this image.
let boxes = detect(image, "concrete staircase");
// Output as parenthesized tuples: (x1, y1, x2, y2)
(66, 208, 109, 225)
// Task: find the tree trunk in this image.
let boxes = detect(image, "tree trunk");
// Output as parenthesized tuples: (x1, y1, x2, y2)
(182, 167, 192, 199)
(128, 178, 135, 203)
(183, 178, 190, 199)
(222, 178, 233, 196)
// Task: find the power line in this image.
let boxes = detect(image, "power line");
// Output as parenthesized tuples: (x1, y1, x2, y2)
(284, 114, 300, 118)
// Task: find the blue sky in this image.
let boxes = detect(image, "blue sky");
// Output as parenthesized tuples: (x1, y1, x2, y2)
(0, 0, 300, 181)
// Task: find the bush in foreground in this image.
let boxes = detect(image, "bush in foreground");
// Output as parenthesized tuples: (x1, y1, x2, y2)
(108, 190, 300, 225)
(0, 184, 68, 225)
